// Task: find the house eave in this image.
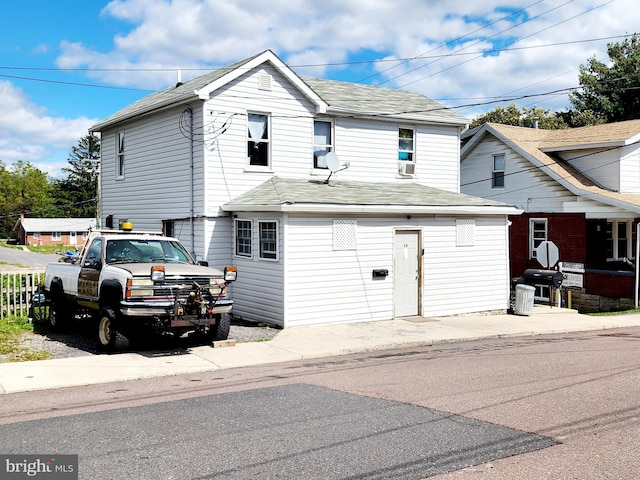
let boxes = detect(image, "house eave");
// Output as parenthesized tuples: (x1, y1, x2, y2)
(327, 107, 468, 127)
(90, 93, 197, 132)
(222, 203, 522, 215)
(540, 141, 626, 153)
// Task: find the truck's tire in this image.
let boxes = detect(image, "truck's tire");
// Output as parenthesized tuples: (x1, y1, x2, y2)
(213, 313, 231, 341)
(48, 296, 68, 332)
(96, 308, 129, 352)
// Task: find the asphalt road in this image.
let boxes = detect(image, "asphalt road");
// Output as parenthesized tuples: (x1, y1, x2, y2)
(0, 245, 62, 270)
(1, 329, 640, 479)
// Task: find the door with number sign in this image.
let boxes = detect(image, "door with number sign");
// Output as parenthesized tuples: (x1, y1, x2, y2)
(394, 230, 420, 317)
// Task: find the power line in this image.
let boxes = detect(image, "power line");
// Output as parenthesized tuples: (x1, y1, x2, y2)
(396, 0, 614, 90)
(356, 0, 545, 84)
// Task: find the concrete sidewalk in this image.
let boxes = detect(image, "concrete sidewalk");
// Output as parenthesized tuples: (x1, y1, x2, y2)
(2, 305, 640, 395)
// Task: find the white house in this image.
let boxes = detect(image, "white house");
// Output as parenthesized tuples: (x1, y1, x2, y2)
(460, 120, 640, 312)
(91, 50, 520, 327)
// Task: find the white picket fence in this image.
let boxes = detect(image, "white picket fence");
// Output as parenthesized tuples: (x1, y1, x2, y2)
(0, 270, 45, 319)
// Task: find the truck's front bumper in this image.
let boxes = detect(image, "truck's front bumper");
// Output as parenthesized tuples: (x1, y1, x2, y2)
(120, 299, 233, 327)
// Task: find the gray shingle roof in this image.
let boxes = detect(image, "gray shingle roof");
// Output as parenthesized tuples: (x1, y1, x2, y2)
(464, 121, 640, 213)
(301, 77, 468, 125)
(92, 50, 468, 131)
(222, 177, 517, 214)
(17, 218, 97, 233)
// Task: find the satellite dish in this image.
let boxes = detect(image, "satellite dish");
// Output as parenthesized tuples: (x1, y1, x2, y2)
(325, 152, 340, 172)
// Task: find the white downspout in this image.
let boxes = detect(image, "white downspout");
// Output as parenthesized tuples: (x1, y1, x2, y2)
(188, 108, 195, 259)
(634, 222, 640, 308)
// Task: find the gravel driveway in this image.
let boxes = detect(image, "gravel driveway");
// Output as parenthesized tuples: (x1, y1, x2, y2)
(16, 320, 280, 360)
(1, 246, 280, 361)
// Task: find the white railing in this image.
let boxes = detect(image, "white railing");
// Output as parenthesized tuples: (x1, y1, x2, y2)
(0, 270, 45, 319)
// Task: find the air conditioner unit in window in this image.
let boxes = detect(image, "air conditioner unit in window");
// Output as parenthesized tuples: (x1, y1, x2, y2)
(399, 162, 416, 176)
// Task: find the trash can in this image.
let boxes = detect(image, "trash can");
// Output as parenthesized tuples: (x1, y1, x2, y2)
(514, 284, 535, 316)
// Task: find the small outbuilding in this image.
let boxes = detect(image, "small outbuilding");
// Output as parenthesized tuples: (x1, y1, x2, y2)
(14, 217, 97, 247)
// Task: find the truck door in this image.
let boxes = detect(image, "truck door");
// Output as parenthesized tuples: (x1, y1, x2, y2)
(78, 238, 102, 305)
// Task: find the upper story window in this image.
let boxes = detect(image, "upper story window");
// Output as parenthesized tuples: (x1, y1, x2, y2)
(529, 218, 548, 259)
(313, 121, 333, 169)
(492, 153, 505, 188)
(398, 128, 414, 162)
(117, 131, 125, 179)
(247, 113, 270, 167)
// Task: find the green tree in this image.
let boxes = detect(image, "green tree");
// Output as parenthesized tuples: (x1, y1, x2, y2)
(570, 34, 640, 123)
(0, 161, 53, 238)
(53, 133, 100, 218)
(470, 103, 568, 129)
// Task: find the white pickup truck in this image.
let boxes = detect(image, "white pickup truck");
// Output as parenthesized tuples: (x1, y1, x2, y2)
(43, 226, 237, 351)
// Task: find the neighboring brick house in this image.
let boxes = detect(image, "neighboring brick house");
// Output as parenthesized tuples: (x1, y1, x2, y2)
(14, 217, 96, 247)
(461, 120, 640, 312)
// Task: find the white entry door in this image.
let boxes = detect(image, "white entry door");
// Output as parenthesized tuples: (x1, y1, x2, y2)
(394, 230, 420, 317)
(69, 231, 77, 245)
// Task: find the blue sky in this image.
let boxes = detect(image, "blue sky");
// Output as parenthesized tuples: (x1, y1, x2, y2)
(1, 0, 638, 177)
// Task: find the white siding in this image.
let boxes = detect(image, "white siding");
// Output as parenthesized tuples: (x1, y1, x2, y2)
(283, 216, 394, 327)
(201, 64, 318, 213)
(415, 124, 461, 192)
(563, 148, 621, 191)
(100, 102, 205, 231)
(227, 213, 285, 327)
(619, 145, 640, 193)
(231, 214, 512, 327)
(461, 137, 576, 212)
(422, 216, 510, 316)
(199, 65, 463, 214)
(202, 216, 233, 268)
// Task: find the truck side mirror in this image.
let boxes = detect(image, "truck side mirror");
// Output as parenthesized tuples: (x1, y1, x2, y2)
(84, 256, 101, 269)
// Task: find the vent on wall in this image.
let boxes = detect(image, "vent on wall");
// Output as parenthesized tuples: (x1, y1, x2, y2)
(399, 162, 416, 176)
(259, 74, 272, 91)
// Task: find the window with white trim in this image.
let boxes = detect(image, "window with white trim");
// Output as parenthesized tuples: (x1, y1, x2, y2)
(52, 232, 62, 242)
(398, 128, 414, 162)
(313, 121, 333, 169)
(492, 153, 505, 188)
(529, 218, 547, 259)
(235, 219, 252, 257)
(117, 130, 125, 179)
(247, 113, 270, 167)
(259, 221, 278, 260)
(606, 220, 635, 260)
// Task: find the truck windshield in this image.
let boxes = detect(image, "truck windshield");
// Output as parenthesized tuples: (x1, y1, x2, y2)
(105, 239, 195, 264)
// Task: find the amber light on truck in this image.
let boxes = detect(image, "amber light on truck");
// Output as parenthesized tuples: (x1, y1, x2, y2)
(151, 265, 165, 282)
(224, 266, 237, 282)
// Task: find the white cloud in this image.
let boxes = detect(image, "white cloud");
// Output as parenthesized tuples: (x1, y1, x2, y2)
(0, 81, 96, 177)
(9, 0, 640, 176)
(52, 0, 640, 118)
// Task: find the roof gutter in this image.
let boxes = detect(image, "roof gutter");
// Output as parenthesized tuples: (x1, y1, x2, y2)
(90, 93, 197, 132)
(325, 107, 468, 127)
(222, 204, 522, 215)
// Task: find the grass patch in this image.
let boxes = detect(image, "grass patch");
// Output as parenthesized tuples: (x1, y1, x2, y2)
(588, 307, 640, 316)
(0, 315, 51, 362)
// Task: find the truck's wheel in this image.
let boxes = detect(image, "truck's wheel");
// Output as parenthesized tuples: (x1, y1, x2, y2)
(96, 308, 129, 352)
(48, 297, 68, 332)
(213, 313, 231, 341)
